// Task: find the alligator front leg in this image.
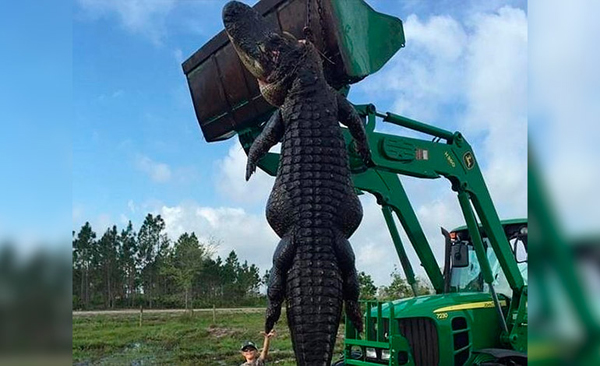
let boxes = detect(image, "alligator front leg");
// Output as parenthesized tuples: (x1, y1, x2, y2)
(334, 232, 364, 333)
(265, 233, 295, 332)
(336, 93, 373, 166)
(246, 110, 284, 181)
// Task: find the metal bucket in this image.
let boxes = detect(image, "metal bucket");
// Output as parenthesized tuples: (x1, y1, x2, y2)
(182, 0, 404, 142)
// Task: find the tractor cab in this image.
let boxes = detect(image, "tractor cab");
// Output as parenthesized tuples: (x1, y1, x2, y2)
(446, 219, 528, 297)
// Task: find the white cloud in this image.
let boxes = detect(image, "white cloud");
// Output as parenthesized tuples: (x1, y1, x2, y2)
(357, 6, 527, 221)
(135, 154, 172, 183)
(159, 202, 279, 275)
(357, 13, 468, 122)
(120, 213, 130, 225)
(76, 0, 177, 44)
(96, 213, 113, 233)
(156, 186, 461, 288)
(529, 0, 600, 235)
(214, 141, 275, 205)
(351, 196, 398, 286)
(127, 199, 136, 213)
(158, 197, 432, 288)
(407, 14, 468, 61)
(462, 6, 528, 217)
(351, 185, 465, 287)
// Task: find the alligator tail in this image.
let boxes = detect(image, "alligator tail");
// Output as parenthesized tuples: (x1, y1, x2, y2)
(266, 226, 363, 366)
(287, 227, 342, 366)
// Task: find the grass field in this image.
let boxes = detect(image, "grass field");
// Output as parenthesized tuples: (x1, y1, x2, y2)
(73, 309, 346, 365)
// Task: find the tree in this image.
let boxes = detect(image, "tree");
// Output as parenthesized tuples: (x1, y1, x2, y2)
(222, 251, 242, 302)
(119, 221, 138, 306)
(358, 271, 377, 299)
(414, 276, 433, 296)
(378, 268, 412, 300)
(71, 213, 270, 309)
(217, 251, 262, 304)
(166, 232, 207, 309)
(97, 226, 121, 309)
(73, 222, 96, 309)
(238, 261, 261, 297)
(261, 269, 271, 288)
(137, 214, 170, 307)
(378, 269, 434, 300)
(195, 254, 225, 306)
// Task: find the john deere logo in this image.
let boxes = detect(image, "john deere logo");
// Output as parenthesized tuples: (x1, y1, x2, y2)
(463, 152, 475, 170)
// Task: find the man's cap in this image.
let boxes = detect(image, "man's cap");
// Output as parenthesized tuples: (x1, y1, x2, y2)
(240, 340, 258, 351)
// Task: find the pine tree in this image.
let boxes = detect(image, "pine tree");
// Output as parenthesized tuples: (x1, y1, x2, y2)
(73, 222, 96, 309)
(137, 214, 170, 307)
(166, 232, 207, 309)
(119, 221, 138, 307)
(97, 226, 120, 309)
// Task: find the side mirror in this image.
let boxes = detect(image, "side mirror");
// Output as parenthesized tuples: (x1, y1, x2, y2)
(452, 243, 470, 268)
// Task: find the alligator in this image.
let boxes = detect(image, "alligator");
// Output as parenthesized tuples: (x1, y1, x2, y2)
(223, 2, 371, 364)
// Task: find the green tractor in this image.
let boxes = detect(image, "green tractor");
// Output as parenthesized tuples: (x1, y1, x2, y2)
(339, 217, 527, 366)
(182, 0, 528, 365)
(329, 105, 528, 366)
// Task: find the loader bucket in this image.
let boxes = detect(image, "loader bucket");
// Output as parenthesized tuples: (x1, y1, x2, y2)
(182, 0, 404, 142)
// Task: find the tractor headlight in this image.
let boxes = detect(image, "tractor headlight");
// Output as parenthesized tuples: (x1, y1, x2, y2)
(350, 346, 363, 359)
(381, 349, 391, 360)
(366, 347, 377, 358)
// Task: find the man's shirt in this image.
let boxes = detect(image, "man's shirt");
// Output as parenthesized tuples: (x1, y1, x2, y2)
(240, 359, 265, 366)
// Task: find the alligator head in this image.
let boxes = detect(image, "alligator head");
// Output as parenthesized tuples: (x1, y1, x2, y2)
(223, 0, 312, 106)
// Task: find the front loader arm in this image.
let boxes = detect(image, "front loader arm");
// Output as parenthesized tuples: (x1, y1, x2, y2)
(346, 105, 525, 294)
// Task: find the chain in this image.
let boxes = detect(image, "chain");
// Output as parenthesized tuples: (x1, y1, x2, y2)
(317, 0, 333, 64)
(303, 0, 314, 42)
(303, 0, 334, 65)
(316, 0, 326, 50)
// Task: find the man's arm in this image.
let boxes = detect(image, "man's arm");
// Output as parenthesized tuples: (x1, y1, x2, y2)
(259, 330, 276, 361)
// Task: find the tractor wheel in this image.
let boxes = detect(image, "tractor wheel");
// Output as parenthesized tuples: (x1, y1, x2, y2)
(470, 348, 527, 366)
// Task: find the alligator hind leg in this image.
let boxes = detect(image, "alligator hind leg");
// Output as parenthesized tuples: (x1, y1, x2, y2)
(265, 233, 295, 332)
(334, 233, 364, 333)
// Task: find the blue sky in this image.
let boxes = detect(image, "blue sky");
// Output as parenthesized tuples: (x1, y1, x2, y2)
(0, 1, 71, 247)
(2, 0, 530, 285)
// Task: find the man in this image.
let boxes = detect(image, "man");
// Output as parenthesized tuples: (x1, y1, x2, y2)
(240, 330, 276, 366)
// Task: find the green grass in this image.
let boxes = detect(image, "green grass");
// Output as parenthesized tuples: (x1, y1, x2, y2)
(73, 310, 346, 365)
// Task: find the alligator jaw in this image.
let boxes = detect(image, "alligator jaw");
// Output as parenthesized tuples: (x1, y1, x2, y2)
(222, 1, 279, 82)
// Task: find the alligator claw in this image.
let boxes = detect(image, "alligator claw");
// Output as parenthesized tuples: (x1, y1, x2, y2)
(357, 143, 373, 167)
(246, 161, 256, 181)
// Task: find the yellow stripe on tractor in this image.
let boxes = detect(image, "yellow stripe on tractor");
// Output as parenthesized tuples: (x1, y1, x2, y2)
(434, 300, 507, 313)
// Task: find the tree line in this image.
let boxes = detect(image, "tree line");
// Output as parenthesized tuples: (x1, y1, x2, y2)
(72, 213, 432, 310)
(72, 214, 262, 310)
(358, 270, 432, 300)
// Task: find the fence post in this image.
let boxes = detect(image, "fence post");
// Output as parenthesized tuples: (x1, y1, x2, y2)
(213, 304, 216, 323)
(139, 305, 143, 327)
